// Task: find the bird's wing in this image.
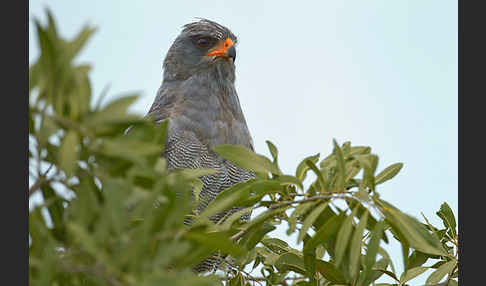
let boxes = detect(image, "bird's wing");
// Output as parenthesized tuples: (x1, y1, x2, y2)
(148, 83, 254, 217)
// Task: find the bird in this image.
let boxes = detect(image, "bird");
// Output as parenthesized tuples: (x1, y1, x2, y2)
(145, 19, 254, 273)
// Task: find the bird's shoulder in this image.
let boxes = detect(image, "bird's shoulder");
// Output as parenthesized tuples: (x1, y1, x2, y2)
(147, 79, 253, 150)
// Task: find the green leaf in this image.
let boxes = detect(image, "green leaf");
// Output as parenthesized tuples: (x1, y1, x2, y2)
(196, 182, 252, 222)
(316, 260, 347, 284)
(400, 266, 429, 284)
(349, 210, 368, 280)
(178, 168, 218, 179)
(345, 163, 363, 185)
(287, 201, 318, 235)
(375, 163, 403, 185)
(372, 269, 400, 283)
(364, 258, 389, 283)
(303, 237, 317, 283)
(64, 25, 97, 62)
(154, 157, 167, 173)
(71, 65, 92, 119)
(190, 178, 204, 204)
(407, 250, 429, 269)
(29, 107, 36, 134)
(298, 202, 329, 244)
(332, 139, 346, 191)
(247, 207, 287, 231)
(84, 94, 139, 128)
(34, 18, 57, 76)
(266, 140, 278, 163)
(242, 222, 276, 250)
(99, 138, 163, 163)
(262, 238, 290, 255)
(218, 207, 252, 230)
(38, 115, 58, 146)
(45, 8, 58, 37)
(212, 144, 280, 175)
(275, 175, 304, 190)
(142, 272, 222, 286)
(426, 260, 456, 285)
(355, 154, 378, 191)
(319, 152, 336, 169)
(362, 220, 385, 285)
(305, 159, 327, 192)
(101, 94, 138, 115)
(436, 202, 457, 238)
(447, 279, 458, 286)
(40, 184, 65, 241)
(248, 180, 284, 198)
(335, 207, 358, 266)
(316, 245, 326, 259)
(228, 273, 245, 286)
(348, 146, 372, 157)
(296, 153, 320, 181)
(184, 231, 245, 258)
(402, 243, 410, 272)
(29, 61, 41, 93)
(67, 223, 111, 267)
(94, 84, 111, 111)
(266, 140, 283, 178)
(378, 247, 396, 274)
(275, 253, 306, 275)
(380, 200, 447, 257)
(59, 130, 79, 177)
(304, 213, 344, 254)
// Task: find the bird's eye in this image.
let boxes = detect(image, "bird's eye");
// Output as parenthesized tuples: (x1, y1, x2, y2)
(196, 37, 211, 48)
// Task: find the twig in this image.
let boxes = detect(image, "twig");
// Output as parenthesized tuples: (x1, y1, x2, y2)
(230, 230, 247, 241)
(29, 163, 55, 196)
(286, 193, 307, 197)
(220, 259, 264, 286)
(268, 193, 359, 209)
(244, 276, 303, 282)
(221, 257, 306, 286)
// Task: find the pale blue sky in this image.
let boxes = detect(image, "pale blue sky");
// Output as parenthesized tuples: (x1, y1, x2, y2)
(29, 1, 457, 284)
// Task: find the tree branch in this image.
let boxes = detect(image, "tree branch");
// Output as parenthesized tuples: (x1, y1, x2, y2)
(268, 193, 359, 209)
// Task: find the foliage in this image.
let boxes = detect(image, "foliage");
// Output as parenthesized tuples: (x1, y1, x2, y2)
(29, 10, 458, 286)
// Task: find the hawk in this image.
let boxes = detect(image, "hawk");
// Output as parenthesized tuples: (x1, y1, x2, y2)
(146, 19, 254, 272)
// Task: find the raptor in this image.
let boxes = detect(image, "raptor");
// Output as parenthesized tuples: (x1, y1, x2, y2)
(146, 19, 254, 272)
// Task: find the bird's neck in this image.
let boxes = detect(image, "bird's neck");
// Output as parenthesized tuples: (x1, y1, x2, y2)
(161, 65, 245, 123)
(163, 60, 236, 84)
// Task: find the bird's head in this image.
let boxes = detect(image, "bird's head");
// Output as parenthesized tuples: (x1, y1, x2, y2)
(163, 19, 238, 82)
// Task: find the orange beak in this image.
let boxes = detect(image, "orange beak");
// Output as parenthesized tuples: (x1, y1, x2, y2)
(205, 38, 236, 60)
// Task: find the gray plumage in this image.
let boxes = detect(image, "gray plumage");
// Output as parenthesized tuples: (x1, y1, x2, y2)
(146, 19, 254, 272)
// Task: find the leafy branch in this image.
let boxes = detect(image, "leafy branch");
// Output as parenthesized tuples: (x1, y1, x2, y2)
(29, 9, 458, 286)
